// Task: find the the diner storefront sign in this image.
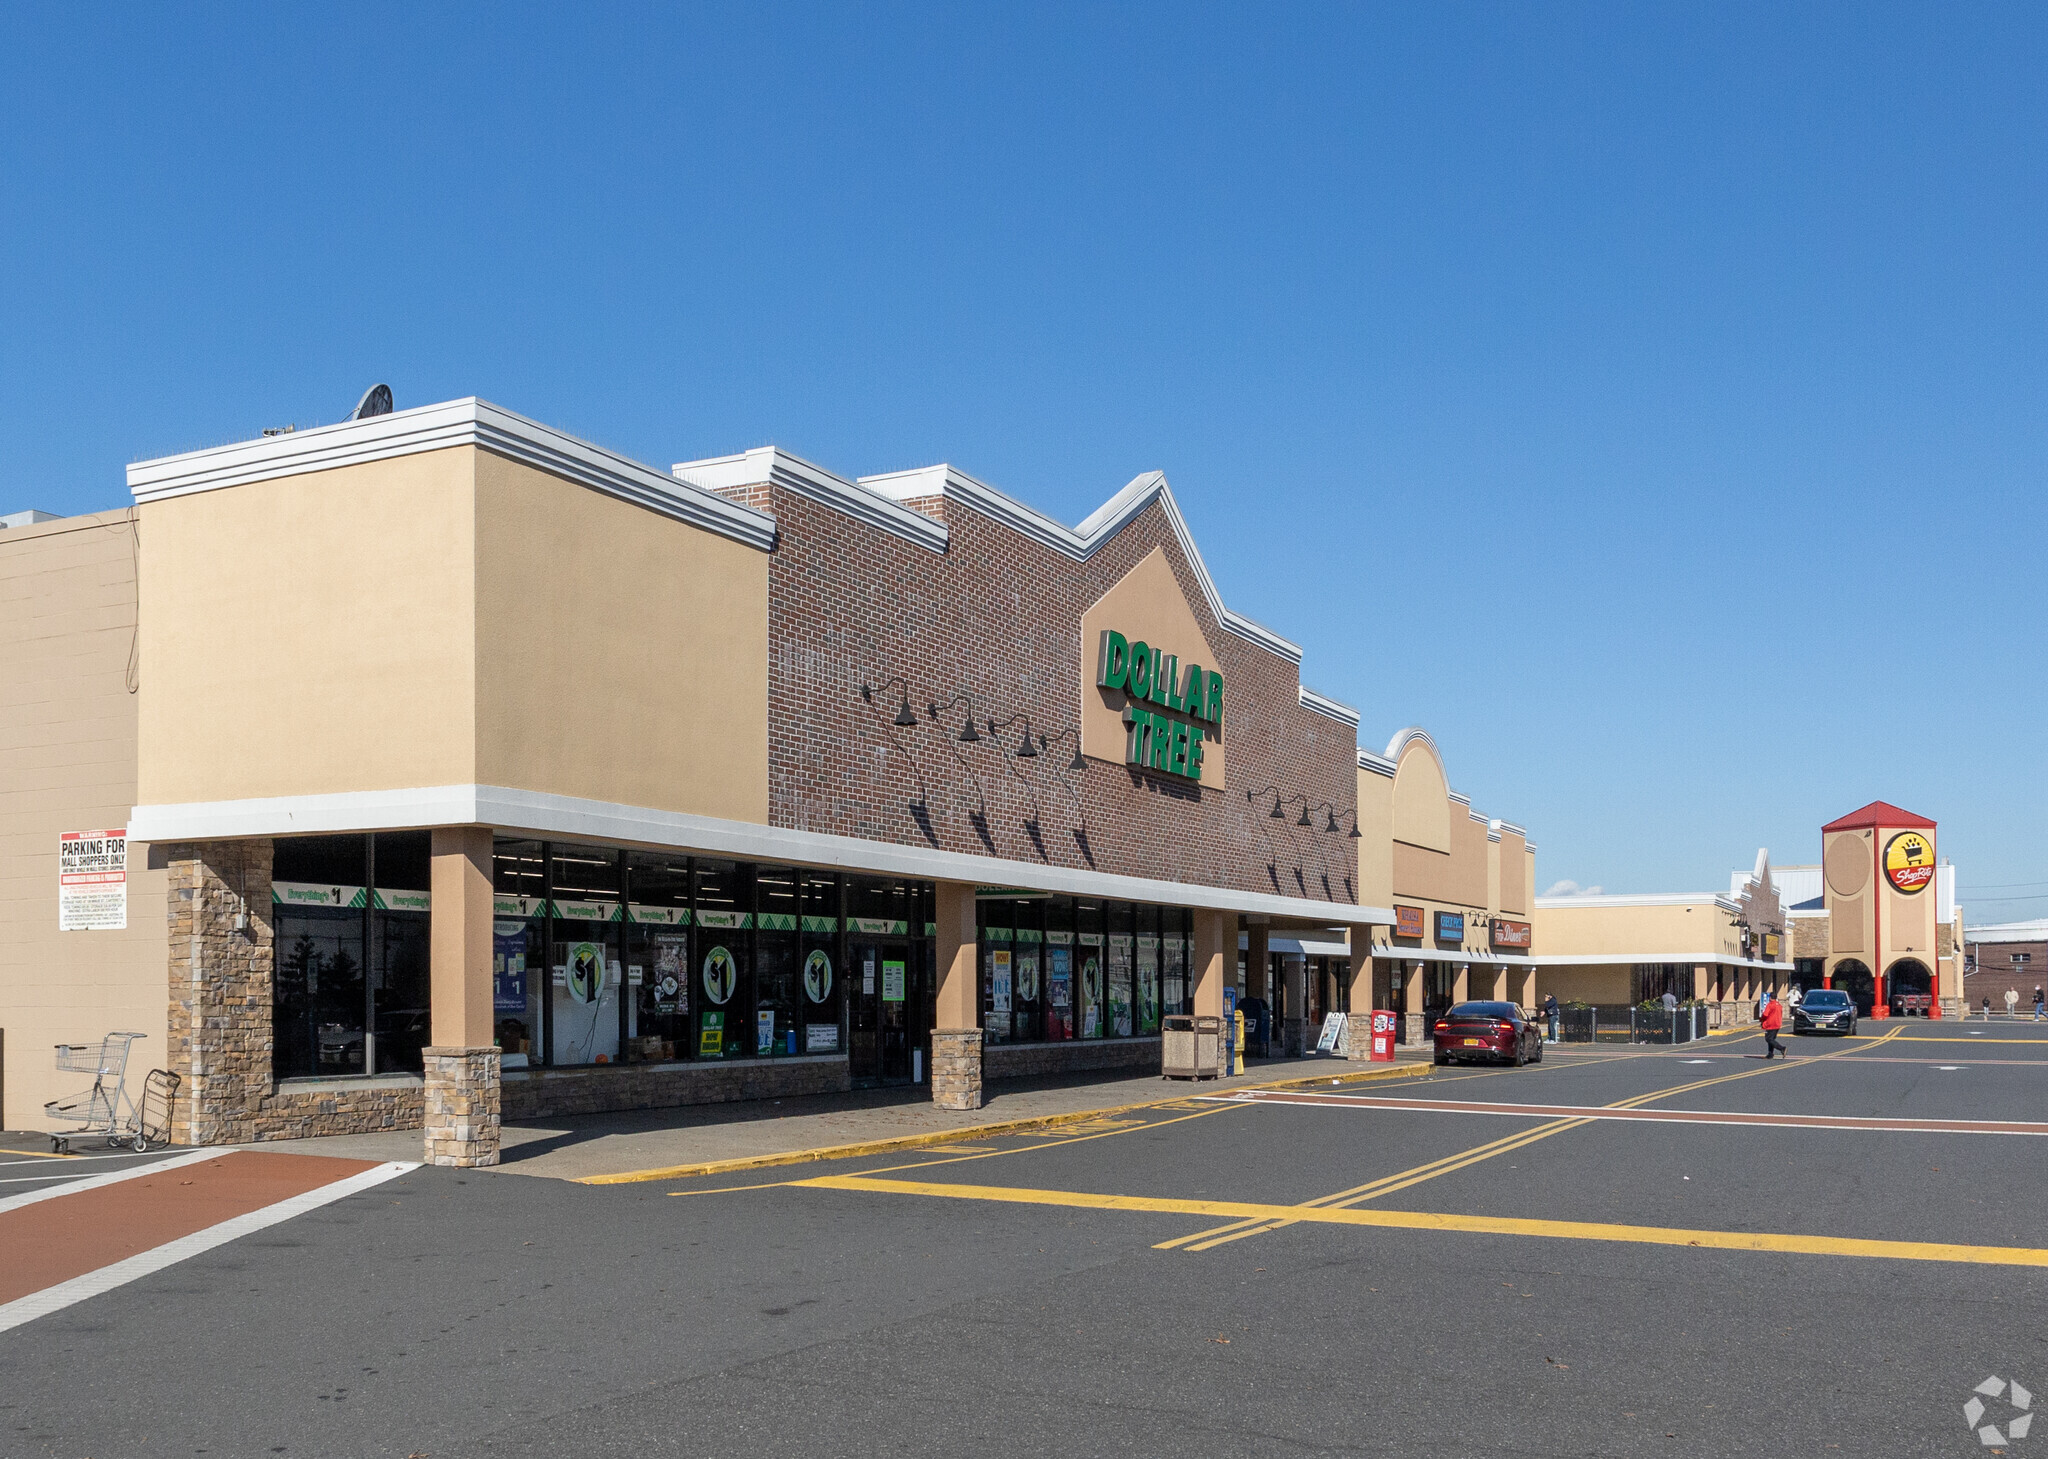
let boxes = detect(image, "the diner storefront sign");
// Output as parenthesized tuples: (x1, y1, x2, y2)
(1489, 917, 1532, 949)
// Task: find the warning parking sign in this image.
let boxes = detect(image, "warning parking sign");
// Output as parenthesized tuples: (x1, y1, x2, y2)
(59, 828, 128, 930)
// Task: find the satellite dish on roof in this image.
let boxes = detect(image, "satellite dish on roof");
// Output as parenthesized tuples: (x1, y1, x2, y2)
(350, 383, 393, 420)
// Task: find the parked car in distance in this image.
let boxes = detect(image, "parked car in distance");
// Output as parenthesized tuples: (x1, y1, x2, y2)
(1792, 988, 1857, 1037)
(1433, 1001, 1544, 1067)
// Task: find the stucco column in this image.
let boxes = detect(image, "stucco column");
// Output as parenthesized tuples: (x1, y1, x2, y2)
(1344, 938, 1374, 1059)
(425, 826, 500, 1167)
(1483, 964, 1508, 1002)
(1452, 963, 1470, 1005)
(1403, 960, 1426, 1044)
(1190, 909, 1227, 1018)
(1512, 964, 1537, 1012)
(931, 880, 982, 1110)
(1282, 953, 1309, 1055)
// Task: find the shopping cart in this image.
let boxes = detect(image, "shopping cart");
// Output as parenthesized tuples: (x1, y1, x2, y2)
(138, 1068, 181, 1148)
(45, 1032, 146, 1154)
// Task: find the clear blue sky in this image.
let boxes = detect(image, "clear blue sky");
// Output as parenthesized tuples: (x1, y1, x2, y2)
(4, 5, 2044, 917)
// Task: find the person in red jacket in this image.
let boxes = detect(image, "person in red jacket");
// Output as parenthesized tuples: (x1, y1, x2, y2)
(1760, 990, 1789, 1059)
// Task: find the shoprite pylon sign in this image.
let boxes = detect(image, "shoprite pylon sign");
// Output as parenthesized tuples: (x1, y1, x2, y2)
(1096, 629, 1222, 782)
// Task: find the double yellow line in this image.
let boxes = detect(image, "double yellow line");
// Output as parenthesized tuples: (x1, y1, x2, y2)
(1158, 1026, 1899, 1253)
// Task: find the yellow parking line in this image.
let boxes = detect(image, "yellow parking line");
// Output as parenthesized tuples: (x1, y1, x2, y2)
(796, 1174, 2048, 1268)
(1163, 1025, 1896, 1254)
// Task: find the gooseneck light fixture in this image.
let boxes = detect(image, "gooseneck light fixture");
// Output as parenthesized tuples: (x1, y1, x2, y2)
(860, 677, 920, 729)
(987, 712, 1039, 759)
(927, 691, 983, 743)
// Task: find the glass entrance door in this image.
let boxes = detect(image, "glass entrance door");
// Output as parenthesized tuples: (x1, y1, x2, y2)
(849, 939, 929, 1085)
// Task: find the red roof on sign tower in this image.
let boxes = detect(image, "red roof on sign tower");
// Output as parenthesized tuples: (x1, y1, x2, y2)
(1821, 800, 1937, 833)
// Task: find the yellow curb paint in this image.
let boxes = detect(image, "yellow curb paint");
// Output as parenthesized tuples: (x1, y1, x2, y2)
(580, 1058, 1432, 1185)
(798, 1174, 2048, 1268)
(0, 1148, 82, 1161)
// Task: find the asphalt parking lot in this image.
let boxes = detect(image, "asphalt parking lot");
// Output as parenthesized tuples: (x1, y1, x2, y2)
(4, 1020, 2047, 1458)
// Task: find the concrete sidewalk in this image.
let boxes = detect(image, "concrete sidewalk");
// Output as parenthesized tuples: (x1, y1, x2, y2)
(238, 1049, 1434, 1182)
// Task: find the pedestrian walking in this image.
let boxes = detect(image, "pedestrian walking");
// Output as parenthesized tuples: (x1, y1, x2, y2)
(1543, 992, 1560, 1043)
(1760, 990, 1788, 1059)
(2034, 987, 2044, 1021)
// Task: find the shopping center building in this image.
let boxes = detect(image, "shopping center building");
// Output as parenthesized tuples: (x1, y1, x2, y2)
(2, 395, 1469, 1162)
(1533, 801, 1965, 1022)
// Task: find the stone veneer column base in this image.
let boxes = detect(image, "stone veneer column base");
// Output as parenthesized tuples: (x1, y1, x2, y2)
(1402, 1013, 1428, 1046)
(930, 1029, 984, 1111)
(423, 1046, 501, 1167)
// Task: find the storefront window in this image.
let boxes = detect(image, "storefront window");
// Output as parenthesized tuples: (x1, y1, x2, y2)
(1106, 903, 1136, 1037)
(1163, 910, 1188, 1017)
(1044, 897, 1075, 1040)
(755, 865, 801, 1056)
(492, 839, 547, 1066)
(693, 860, 753, 1059)
(1135, 904, 1161, 1035)
(799, 870, 843, 1055)
(625, 852, 691, 1063)
(550, 844, 622, 1066)
(1075, 900, 1106, 1038)
(1012, 899, 1045, 1045)
(272, 833, 434, 1080)
(273, 834, 370, 1080)
(369, 832, 431, 1075)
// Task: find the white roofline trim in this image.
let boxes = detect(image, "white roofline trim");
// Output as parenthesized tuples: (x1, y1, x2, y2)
(129, 784, 1392, 928)
(1526, 953, 1793, 971)
(675, 447, 947, 554)
(1536, 893, 1745, 912)
(129, 399, 778, 552)
(859, 465, 1305, 664)
(1298, 686, 1361, 727)
(1357, 748, 1398, 778)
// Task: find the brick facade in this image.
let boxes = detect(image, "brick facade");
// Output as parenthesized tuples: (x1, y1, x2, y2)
(754, 486, 1361, 908)
(500, 1053, 852, 1121)
(984, 1037, 1161, 1080)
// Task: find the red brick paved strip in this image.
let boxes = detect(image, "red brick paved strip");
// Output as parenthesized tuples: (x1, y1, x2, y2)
(1213, 1090, 2048, 1136)
(0, 1151, 378, 1307)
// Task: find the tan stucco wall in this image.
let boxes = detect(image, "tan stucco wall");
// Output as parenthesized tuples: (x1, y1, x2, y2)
(1497, 830, 1529, 914)
(1535, 900, 1729, 958)
(1537, 964, 1632, 1005)
(138, 447, 479, 804)
(1, 512, 169, 1131)
(1390, 740, 1450, 852)
(473, 451, 768, 823)
(135, 447, 770, 825)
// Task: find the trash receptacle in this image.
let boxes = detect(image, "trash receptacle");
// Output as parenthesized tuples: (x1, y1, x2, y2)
(1163, 1014, 1224, 1080)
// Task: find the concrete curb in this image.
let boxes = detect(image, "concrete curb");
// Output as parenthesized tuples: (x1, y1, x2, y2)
(576, 1058, 1434, 1185)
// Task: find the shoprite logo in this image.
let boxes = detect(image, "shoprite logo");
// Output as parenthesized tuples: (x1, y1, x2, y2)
(1885, 831, 1935, 894)
(1095, 629, 1223, 783)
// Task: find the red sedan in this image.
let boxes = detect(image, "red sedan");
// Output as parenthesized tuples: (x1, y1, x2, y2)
(1432, 1000, 1544, 1067)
